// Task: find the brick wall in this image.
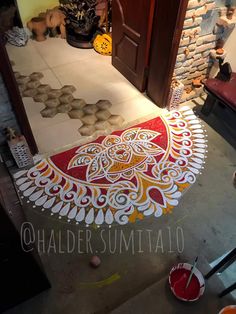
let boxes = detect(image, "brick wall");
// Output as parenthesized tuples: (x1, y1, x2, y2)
(173, 0, 236, 103)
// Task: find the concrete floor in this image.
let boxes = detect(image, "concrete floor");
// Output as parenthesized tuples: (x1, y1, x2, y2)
(5, 100, 236, 314)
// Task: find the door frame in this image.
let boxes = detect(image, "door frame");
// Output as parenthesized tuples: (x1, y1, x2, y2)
(112, 0, 156, 92)
(111, 0, 188, 108)
(146, 0, 189, 108)
(0, 35, 38, 155)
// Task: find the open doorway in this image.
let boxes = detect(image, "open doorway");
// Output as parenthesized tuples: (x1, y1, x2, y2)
(4, 0, 158, 155)
(3, 0, 187, 155)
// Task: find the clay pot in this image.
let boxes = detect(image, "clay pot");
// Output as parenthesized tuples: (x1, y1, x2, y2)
(216, 48, 224, 55)
(45, 8, 66, 39)
(192, 78, 202, 88)
(226, 7, 235, 20)
(27, 17, 47, 41)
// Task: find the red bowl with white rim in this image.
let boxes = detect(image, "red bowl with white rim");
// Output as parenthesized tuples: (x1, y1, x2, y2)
(169, 263, 205, 302)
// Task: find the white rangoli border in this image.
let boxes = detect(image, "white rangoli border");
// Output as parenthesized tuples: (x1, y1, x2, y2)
(14, 107, 208, 226)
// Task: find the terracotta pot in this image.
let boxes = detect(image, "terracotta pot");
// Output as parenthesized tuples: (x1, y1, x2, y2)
(45, 8, 66, 39)
(27, 17, 47, 41)
(227, 7, 235, 20)
(192, 78, 202, 88)
(216, 48, 224, 55)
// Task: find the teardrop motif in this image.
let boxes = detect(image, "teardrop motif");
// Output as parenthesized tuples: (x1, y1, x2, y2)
(29, 190, 43, 202)
(52, 201, 63, 213)
(95, 209, 104, 225)
(68, 206, 78, 219)
(60, 203, 71, 216)
(23, 186, 37, 197)
(19, 181, 33, 191)
(76, 208, 85, 222)
(105, 209, 114, 225)
(43, 197, 56, 209)
(85, 208, 94, 225)
(35, 195, 48, 206)
(16, 177, 28, 185)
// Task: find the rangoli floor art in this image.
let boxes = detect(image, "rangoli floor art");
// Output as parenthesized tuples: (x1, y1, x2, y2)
(15, 107, 207, 226)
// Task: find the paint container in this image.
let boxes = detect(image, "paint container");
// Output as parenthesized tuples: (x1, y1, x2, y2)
(219, 305, 236, 314)
(169, 263, 205, 302)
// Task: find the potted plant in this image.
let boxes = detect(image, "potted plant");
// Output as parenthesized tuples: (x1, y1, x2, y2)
(59, 0, 101, 48)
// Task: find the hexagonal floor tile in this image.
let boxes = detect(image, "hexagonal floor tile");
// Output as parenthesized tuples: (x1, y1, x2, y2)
(96, 109, 111, 121)
(45, 98, 60, 108)
(59, 93, 74, 104)
(30, 72, 44, 81)
(83, 104, 99, 115)
(94, 120, 111, 130)
(68, 109, 85, 119)
(96, 100, 112, 110)
(61, 85, 76, 94)
(37, 84, 51, 94)
(78, 125, 96, 136)
(71, 99, 86, 110)
(40, 108, 57, 118)
(47, 89, 62, 99)
(57, 104, 72, 113)
(108, 115, 125, 126)
(33, 93, 48, 102)
(80, 114, 98, 125)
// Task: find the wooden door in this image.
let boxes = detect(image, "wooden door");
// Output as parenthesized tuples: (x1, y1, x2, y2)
(112, 0, 155, 91)
(0, 35, 38, 155)
(146, 0, 189, 108)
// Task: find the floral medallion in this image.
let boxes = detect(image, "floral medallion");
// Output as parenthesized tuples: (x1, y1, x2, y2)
(14, 107, 207, 226)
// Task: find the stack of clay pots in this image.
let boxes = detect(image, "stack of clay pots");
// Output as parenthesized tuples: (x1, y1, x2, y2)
(27, 8, 66, 42)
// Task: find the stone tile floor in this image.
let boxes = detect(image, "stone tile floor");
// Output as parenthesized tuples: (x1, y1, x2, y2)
(6, 38, 164, 155)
